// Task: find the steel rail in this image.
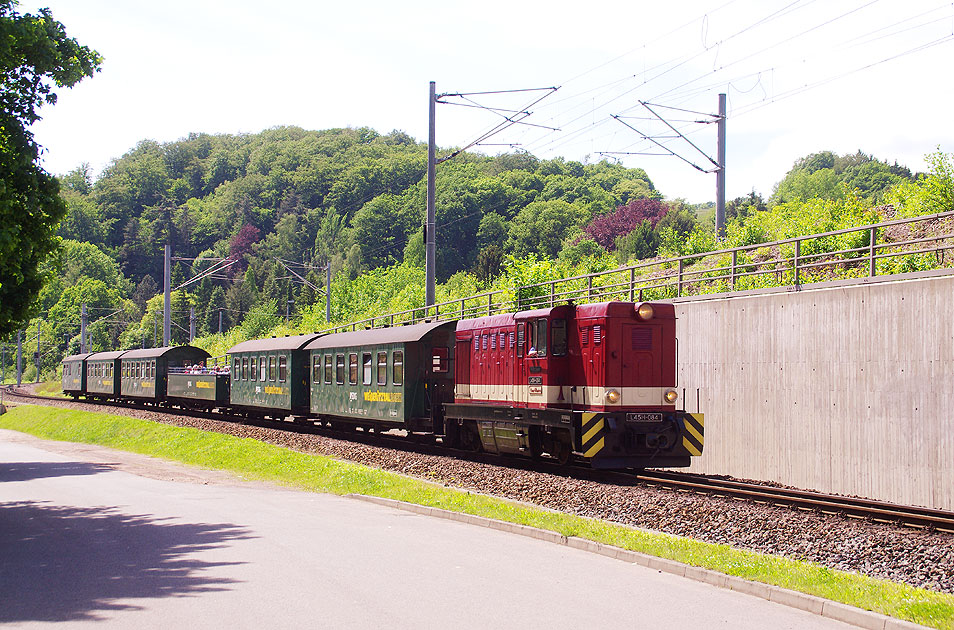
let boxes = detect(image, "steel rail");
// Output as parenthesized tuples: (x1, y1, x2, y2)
(636, 470, 954, 533)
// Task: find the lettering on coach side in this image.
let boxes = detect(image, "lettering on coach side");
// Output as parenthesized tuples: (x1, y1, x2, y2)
(364, 391, 403, 403)
(264, 386, 284, 395)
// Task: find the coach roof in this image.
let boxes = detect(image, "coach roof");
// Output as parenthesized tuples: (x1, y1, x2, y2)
(120, 345, 211, 360)
(305, 320, 455, 350)
(62, 353, 94, 363)
(228, 333, 322, 354)
(86, 350, 127, 361)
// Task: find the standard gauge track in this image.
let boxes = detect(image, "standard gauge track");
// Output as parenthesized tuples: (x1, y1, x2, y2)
(632, 470, 954, 533)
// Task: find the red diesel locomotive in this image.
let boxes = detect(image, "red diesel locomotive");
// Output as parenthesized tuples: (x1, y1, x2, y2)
(444, 301, 704, 469)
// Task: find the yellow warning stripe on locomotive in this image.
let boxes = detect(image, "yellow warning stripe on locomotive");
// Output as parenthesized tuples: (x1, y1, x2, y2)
(681, 413, 704, 456)
(581, 412, 606, 458)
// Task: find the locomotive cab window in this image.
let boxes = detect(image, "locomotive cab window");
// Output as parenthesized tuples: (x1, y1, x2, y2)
(393, 351, 404, 385)
(528, 319, 547, 357)
(432, 347, 448, 373)
(377, 352, 387, 385)
(349, 353, 358, 385)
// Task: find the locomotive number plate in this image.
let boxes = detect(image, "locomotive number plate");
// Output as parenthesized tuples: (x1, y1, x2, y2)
(528, 376, 543, 385)
(627, 412, 662, 423)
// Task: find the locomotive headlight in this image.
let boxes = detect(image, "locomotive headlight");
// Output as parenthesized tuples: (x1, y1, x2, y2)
(636, 303, 655, 321)
(606, 389, 621, 404)
(664, 389, 678, 404)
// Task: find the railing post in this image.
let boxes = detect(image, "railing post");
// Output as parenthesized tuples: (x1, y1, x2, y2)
(550, 281, 555, 307)
(794, 240, 800, 286)
(731, 250, 737, 289)
(587, 275, 593, 301)
(488, 293, 493, 316)
(629, 268, 635, 302)
(677, 259, 683, 297)
(869, 227, 877, 277)
(460, 298, 465, 319)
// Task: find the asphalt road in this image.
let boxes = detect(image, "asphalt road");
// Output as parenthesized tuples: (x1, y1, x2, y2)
(0, 428, 861, 629)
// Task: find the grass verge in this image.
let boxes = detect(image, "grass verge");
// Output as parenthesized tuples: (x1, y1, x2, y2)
(2, 404, 952, 629)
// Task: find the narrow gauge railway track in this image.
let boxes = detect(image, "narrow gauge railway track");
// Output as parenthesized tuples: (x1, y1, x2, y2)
(6, 385, 954, 534)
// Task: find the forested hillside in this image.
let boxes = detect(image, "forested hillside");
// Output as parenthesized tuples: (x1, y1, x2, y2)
(5, 122, 952, 381)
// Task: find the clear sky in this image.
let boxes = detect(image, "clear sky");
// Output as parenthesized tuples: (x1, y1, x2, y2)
(20, 0, 954, 203)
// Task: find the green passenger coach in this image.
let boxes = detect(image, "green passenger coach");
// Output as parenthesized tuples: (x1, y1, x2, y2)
(62, 353, 92, 398)
(85, 350, 126, 398)
(120, 346, 211, 401)
(227, 334, 321, 416)
(304, 321, 456, 432)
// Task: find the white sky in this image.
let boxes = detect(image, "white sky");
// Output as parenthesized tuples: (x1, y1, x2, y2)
(20, 0, 954, 203)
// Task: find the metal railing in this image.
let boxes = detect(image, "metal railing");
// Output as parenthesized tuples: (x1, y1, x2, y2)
(324, 210, 954, 333)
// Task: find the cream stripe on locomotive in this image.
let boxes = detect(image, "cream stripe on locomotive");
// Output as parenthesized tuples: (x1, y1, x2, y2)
(456, 383, 676, 407)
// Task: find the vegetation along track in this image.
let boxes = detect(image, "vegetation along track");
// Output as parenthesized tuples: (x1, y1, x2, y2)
(4, 384, 953, 594)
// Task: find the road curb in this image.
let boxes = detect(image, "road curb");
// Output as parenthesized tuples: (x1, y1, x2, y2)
(349, 494, 930, 630)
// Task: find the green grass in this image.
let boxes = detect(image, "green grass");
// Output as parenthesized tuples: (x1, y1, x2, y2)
(2, 404, 952, 629)
(33, 381, 66, 397)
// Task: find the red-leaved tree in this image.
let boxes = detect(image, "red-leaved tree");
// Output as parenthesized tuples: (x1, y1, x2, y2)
(229, 224, 262, 273)
(584, 199, 670, 250)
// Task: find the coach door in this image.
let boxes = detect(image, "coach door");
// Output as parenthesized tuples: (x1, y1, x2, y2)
(455, 336, 471, 400)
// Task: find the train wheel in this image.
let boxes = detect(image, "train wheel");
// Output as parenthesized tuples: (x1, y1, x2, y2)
(442, 419, 461, 449)
(459, 421, 482, 452)
(551, 430, 572, 465)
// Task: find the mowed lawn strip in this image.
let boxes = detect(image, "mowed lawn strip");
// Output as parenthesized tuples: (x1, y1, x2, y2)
(2, 404, 952, 630)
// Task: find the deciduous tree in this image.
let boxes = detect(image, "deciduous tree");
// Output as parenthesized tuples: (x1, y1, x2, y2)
(0, 2, 101, 336)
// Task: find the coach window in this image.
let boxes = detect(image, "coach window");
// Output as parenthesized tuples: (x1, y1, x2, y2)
(393, 351, 404, 385)
(242, 357, 248, 380)
(250, 357, 257, 381)
(324, 355, 333, 384)
(377, 352, 387, 385)
(349, 353, 358, 385)
(312, 356, 320, 384)
(552, 319, 567, 356)
(362, 353, 372, 385)
(260, 356, 267, 381)
(335, 354, 345, 384)
(266, 356, 275, 381)
(233, 358, 240, 379)
(278, 356, 287, 382)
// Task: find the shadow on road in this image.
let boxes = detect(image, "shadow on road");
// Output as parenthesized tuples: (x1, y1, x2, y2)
(0, 461, 118, 482)
(0, 501, 254, 622)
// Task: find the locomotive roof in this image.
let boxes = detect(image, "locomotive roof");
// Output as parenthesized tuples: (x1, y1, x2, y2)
(62, 353, 94, 363)
(120, 345, 211, 360)
(305, 320, 455, 350)
(227, 333, 322, 354)
(575, 301, 674, 319)
(86, 350, 127, 360)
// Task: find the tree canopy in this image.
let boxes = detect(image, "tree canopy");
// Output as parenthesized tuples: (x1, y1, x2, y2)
(0, 2, 101, 337)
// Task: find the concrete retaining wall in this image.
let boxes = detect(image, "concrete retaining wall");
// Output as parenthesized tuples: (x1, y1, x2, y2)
(674, 275, 954, 511)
